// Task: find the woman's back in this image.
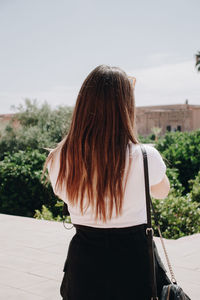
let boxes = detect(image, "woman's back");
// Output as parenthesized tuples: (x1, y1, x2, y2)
(48, 143, 166, 228)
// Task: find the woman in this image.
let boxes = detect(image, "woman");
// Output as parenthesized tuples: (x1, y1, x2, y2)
(44, 65, 170, 300)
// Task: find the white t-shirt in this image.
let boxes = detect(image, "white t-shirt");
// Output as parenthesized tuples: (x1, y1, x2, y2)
(47, 143, 166, 228)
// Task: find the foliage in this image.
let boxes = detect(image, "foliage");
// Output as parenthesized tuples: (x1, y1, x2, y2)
(0, 150, 59, 217)
(156, 130, 200, 193)
(189, 170, 200, 203)
(34, 205, 59, 221)
(138, 134, 155, 144)
(34, 202, 72, 224)
(0, 125, 51, 160)
(152, 194, 200, 239)
(0, 99, 73, 160)
(138, 127, 163, 144)
(166, 168, 184, 196)
(154, 130, 200, 238)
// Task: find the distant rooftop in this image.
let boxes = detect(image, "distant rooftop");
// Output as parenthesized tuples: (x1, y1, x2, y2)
(137, 103, 200, 110)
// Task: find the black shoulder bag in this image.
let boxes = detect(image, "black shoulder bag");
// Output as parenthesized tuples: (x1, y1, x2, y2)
(140, 144, 191, 300)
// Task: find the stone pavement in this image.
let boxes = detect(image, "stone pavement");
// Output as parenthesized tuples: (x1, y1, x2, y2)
(0, 214, 199, 300)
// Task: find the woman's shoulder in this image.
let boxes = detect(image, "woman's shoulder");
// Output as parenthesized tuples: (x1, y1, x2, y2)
(129, 142, 161, 155)
(128, 142, 140, 155)
(141, 143, 161, 156)
(129, 143, 166, 185)
(128, 142, 153, 154)
(128, 143, 164, 164)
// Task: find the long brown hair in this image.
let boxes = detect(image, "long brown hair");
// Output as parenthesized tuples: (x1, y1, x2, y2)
(44, 65, 138, 222)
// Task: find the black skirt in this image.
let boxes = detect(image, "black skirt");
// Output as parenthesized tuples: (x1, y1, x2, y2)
(60, 223, 152, 300)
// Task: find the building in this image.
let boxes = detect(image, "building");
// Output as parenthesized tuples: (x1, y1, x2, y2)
(136, 104, 200, 136)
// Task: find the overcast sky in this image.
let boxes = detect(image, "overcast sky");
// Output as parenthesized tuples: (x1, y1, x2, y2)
(0, 0, 199, 113)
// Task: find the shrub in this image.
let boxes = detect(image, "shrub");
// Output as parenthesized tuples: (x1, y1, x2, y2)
(166, 167, 184, 196)
(0, 150, 59, 217)
(189, 170, 200, 203)
(34, 202, 72, 223)
(156, 130, 200, 193)
(152, 194, 200, 239)
(138, 134, 155, 144)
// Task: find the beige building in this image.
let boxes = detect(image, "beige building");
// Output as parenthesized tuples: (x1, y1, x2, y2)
(136, 104, 200, 136)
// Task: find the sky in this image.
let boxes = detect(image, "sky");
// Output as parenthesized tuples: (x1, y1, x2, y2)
(0, 0, 199, 114)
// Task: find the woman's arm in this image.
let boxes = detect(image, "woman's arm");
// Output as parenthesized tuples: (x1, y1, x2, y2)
(150, 174, 170, 199)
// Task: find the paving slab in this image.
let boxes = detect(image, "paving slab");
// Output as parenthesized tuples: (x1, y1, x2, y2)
(0, 213, 199, 299)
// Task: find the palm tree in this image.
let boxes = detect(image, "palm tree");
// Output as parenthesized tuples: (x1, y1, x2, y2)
(151, 127, 162, 142)
(195, 51, 200, 72)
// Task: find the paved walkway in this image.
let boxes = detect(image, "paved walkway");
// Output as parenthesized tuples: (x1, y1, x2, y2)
(0, 214, 199, 299)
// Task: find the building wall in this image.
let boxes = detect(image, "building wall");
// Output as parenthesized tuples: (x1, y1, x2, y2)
(136, 104, 200, 136)
(191, 108, 200, 130)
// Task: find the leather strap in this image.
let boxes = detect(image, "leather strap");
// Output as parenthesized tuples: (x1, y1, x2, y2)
(63, 202, 70, 217)
(140, 144, 158, 300)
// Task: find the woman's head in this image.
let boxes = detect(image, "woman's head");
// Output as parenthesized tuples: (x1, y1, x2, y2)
(69, 65, 136, 146)
(46, 65, 138, 223)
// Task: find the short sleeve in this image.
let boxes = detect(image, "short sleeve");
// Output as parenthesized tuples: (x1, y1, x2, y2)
(47, 149, 60, 196)
(145, 145, 166, 186)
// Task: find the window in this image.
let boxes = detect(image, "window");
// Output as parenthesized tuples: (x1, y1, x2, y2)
(166, 125, 171, 132)
(177, 125, 181, 131)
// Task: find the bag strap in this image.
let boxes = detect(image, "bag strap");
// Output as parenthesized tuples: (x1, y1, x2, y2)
(62, 202, 74, 230)
(63, 202, 70, 217)
(140, 144, 177, 286)
(140, 144, 158, 300)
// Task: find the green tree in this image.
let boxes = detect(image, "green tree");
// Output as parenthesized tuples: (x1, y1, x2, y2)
(0, 99, 73, 160)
